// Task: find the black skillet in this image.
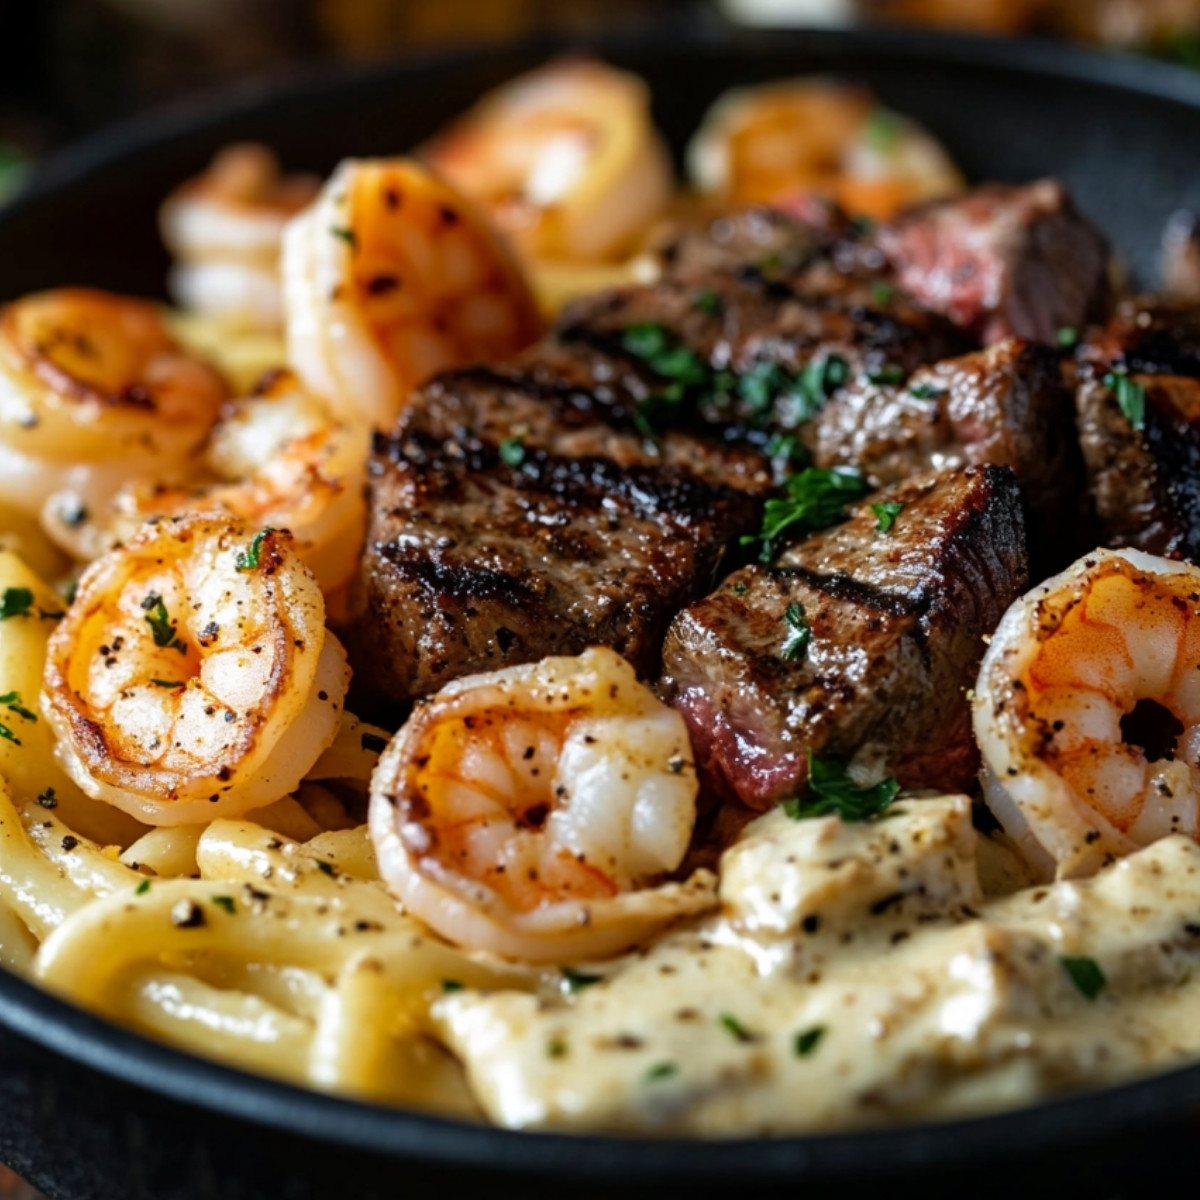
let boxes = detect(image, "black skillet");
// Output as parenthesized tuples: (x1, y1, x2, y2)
(0, 24, 1198, 1200)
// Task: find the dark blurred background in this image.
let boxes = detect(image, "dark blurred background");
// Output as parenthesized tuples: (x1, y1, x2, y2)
(5, 0, 1200, 189)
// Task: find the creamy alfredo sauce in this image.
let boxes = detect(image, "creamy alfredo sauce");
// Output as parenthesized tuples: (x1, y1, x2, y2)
(433, 797, 1200, 1135)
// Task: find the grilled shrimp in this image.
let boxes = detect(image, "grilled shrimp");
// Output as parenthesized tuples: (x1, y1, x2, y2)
(46, 370, 368, 593)
(283, 157, 541, 428)
(424, 58, 674, 264)
(161, 143, 319, 332)
(369, 647, 717, 963)
(41, 515, 349, 826)
(687, 79, 964, 221)
(973, 548, 1200, 879)
(0, 289, 227, 521)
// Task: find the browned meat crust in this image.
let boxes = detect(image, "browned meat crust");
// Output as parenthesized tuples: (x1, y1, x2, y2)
(1076, 298, 1200, 560)
(877, 181, 1110, 344)
(661, 466, 1028, 809)
(813, 337, 1087, 573)
(347, 429, 764, 705)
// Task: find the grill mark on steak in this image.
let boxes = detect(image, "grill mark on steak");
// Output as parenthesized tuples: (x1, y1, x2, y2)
(1075, 303, 1200, 562)
(661, 465, 1028, 810)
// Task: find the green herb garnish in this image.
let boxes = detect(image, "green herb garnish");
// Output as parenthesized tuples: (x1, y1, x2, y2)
(1060, 955, 1106, 1001)
(867, 365, 906, 386)
(211, 895, 236, 915)
(793, 1025, 827, 1057)
(330, 226, 358, 249)
(0, 692, 35, 723)
(36, 788, 56, 809)
(692, 288, 721, 315)
(870, 282, 895, 307)
(1056, 326, 1079, 349)
(764, 432, 810, 469)
(235, 527, 276, 572)
(0, 723, 19, 746)
(499, 437, 525, 467)
(871, 501, 904, 535)
(781, 602, 811, 662)
(142, 594, 187, 654)
(135, 878, 151, 896)
(732, 582, 749, 596)
(563, 966, 603, 993)
(718, 1012, 753, 1043)
(0, 588, 33, 621)
(442, 979, 464, 993)
(1104, 372, 1147, 431)
(314, 859, 336, 877)
(361, 732, 388, 754)
(150, 679, 184, 689)
(908, 382, 945, 401)
(782, 751, 900, 823)
(644, 1061, 677, 1083)
(741, 468, 870, 562)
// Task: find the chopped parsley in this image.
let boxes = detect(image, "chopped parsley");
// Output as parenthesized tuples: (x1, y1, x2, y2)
(867, 365, 906, 386)
(692, 288, 721, 315)
(1104, 372, 1147, 431)
(563, 966, 603, 992)
(499, 437, 525, 467)
(718, 1012, 754, 1043)
(781, 602, 811, 662)
(870, 282, 895, 307)
(742, 467, 870, 563)
(871, 501, 904, 535)
(142, 594, 187, 654)
(0, 692, 36, 723)
(732, 582, 749, 596)
(619, 322, 711, 437)
(330, 225, 358, 249)
(908, 382, 945, 401)
(235, 527, 276, 572)
(783, 751, 900, 823)
(643, 1061, 677, 1083)
(441, 979, 464, 993)
(1057, 326, 1079, 349)
(150, 679, 184, 689)
(135, 878, 151, 895)
(793, 1025, 827, 1057)
(764, 432, 810, 469)
(314, 859, 336, 877)
(547, 1036, 568, 1059)
(1060, 955, 1106, 1001)
(36, 787, 56, 809)
(0, 723, 19, 746)
(361, 732, 388, 754)
(211, 895, 236, 915)
(791, 353, 849, 421)
(0, 588, 33, 621)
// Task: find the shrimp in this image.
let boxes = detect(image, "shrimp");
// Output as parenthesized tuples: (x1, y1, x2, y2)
(282, 158, 541, 429)
(161, 143, 320, 332)
(0, 288, 227, 520)
(973, 547, 1200, 879)
(45, 370, 368, 593)
(41, 514, 350, 826)
(687, 79, 964, 221)
(424, 59, 674, 264)
(369, 647, 717, 963)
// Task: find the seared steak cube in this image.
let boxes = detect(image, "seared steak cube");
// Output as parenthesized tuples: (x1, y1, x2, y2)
(1076, 299, 1200, 560)
(662, 465, 1027, 809)
(347, 430, 764, 705)
(812, 337, 1087, 573)
(878, 181, 1110, 345)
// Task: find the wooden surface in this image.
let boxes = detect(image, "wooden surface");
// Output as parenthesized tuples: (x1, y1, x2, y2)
(0, 1167, 41, 1199)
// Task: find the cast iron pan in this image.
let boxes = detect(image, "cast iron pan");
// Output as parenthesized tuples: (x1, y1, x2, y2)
(0, 25, 1198, 1200)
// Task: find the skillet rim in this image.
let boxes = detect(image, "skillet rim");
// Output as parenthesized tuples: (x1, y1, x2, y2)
(3, 22, 1200, 1187)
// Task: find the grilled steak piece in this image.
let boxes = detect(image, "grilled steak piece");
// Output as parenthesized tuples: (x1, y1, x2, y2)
(662, 465, 1027, 809)
(812, 337, 1087, 573)
(877, 180, 1110, 345)
(558, 265, 969, 447)
(1076, 298, 1200, 560)
(347, 429, 764, 705)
